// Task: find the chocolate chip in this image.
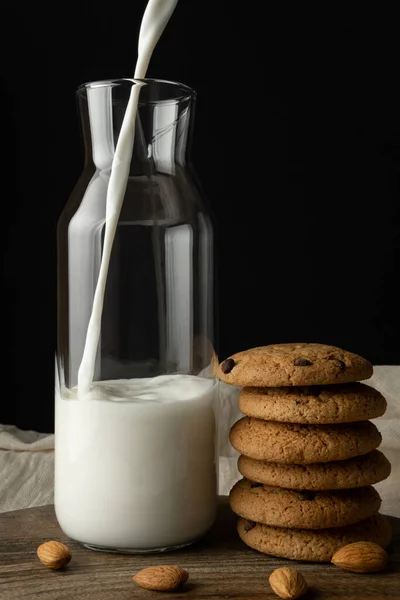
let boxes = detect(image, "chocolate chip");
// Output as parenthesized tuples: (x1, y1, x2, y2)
(243, 520, 256, 533)
(250, 482, 263, 489)
(298, 491, 315, 501)
(327, 355, 346, 370)
(294, 358, 312, 366)
(221, 358, 235, 374)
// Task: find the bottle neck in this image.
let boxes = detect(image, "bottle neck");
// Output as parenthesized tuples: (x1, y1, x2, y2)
(79, 86, 194, 175)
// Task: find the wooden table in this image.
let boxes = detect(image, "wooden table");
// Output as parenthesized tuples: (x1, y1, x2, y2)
(0, 499, 399, 599)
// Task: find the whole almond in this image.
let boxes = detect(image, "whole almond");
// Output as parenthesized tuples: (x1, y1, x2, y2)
(133, 565, 189, 591)
(37, 541, 72, 569)
(331, 541, 388, 573)
(269, 567, 308, 599)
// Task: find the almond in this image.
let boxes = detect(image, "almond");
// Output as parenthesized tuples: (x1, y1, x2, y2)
(331, 541, 388, 573)
(269, 567, 308, 599)
(37, 541, 72, 569)
(133, 565, 189, 591)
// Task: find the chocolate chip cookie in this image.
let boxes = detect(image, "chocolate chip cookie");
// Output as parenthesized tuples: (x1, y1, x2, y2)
(229, 478, 381, 529)
(229, 417, 382, 463)
(237, 513, 392, 562)
(237, 450, 391, 490)
(238, 383, 386, 423)
(217, 343, 373, 387)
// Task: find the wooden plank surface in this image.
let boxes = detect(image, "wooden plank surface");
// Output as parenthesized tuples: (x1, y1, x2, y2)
(0, 499, 399, 599)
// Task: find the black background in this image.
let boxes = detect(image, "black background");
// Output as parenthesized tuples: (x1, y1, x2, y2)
(2, 3, 400, 432)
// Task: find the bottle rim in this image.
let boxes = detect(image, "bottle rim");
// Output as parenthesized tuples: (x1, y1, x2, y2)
(77, 78, 196, 105)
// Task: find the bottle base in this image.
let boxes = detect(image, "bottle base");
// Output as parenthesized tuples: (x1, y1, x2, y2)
(81, 538, 198, 554)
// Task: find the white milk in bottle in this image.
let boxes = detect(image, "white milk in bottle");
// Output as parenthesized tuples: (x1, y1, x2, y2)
(55, 376, 216, 549)
(55, 0, 218, 551)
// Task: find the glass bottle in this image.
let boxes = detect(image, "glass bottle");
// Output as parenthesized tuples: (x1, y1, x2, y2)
(55, 79, 217, 552)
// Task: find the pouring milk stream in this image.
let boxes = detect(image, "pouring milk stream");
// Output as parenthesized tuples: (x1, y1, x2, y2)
(55, 0, 218, 551)
(77, 0, 179, 396)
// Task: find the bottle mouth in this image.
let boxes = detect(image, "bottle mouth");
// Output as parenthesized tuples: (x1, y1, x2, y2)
(77, 78, 195, 106)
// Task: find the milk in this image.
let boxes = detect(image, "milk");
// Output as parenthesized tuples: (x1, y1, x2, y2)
(55, 375, 217, 549)
(55, 0, 218, 550)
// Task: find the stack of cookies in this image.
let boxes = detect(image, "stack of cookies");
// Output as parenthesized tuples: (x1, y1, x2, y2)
(216, 343, 392, 563)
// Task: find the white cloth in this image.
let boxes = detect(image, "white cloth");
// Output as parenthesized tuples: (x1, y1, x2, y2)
(1, 366, 399, 515)
(0, 426, 54, 513)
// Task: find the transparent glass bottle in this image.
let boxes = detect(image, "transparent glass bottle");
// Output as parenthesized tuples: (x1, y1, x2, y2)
(55, 79, 217, 553)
